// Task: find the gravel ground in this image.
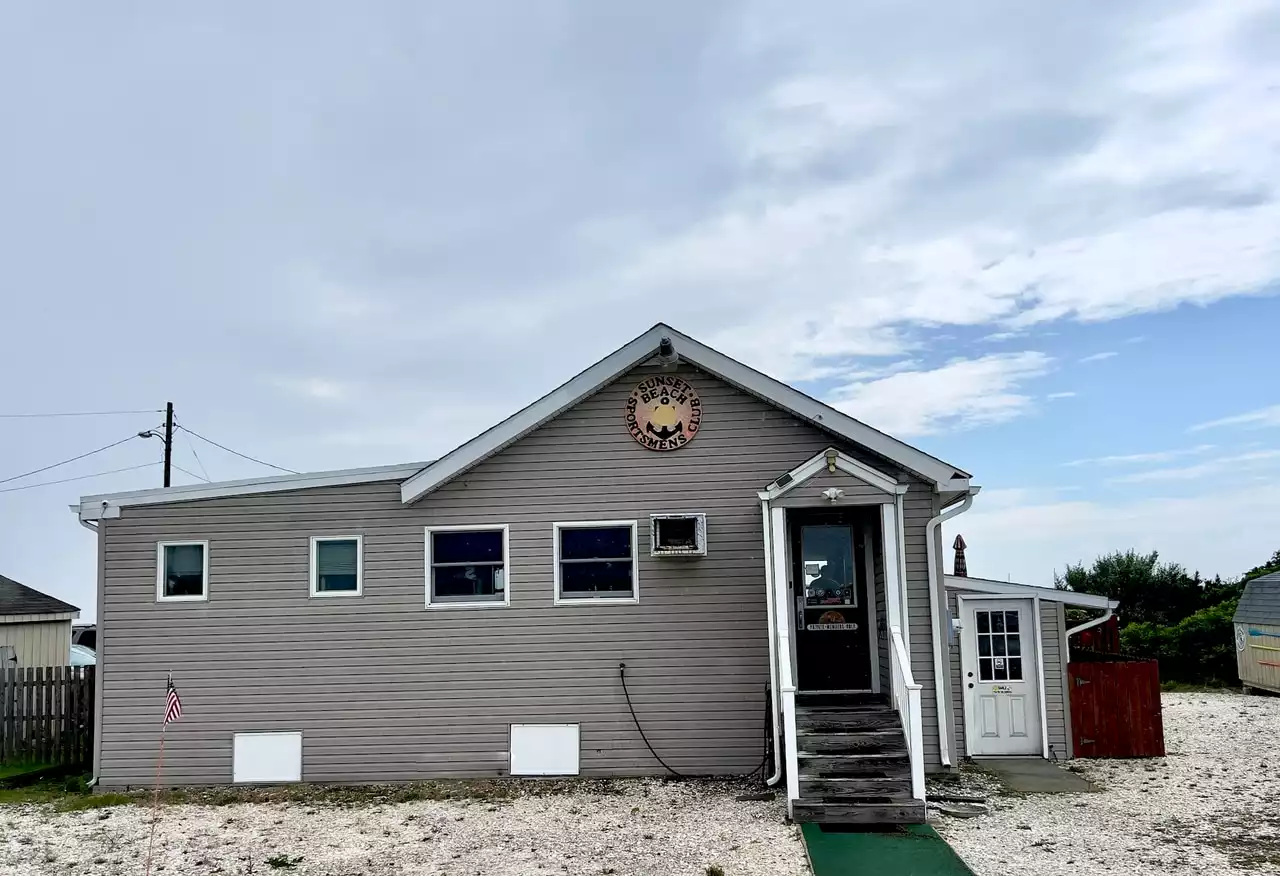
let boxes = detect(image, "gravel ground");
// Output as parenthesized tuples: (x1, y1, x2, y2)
(936, 691, 1280, 874)
(0, 779, 808, 876)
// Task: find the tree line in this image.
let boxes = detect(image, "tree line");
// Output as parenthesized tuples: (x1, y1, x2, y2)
(1055, 548, 1280, 685)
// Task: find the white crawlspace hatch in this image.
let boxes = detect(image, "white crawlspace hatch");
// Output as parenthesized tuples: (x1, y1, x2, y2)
(509, 724, 580, 775)
(233, 731, 302, 783)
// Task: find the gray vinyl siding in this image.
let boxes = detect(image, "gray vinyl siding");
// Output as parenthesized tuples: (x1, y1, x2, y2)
(98, 361, 945, 786)
(1040, 600, 1069, 759)
(948, 591, 964, 755)
(948, 589, 1070, 759)
(904, 488, 942, 767)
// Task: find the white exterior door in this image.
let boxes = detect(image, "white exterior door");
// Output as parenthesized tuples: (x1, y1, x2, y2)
(961, 598, 1042, 756)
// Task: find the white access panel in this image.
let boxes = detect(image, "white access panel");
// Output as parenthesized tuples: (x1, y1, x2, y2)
(509, 724, 580, 776)
(233, 731, 302, 783)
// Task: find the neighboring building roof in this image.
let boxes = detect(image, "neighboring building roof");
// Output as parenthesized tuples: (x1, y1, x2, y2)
(0, 574, 80, 617)
(400, 323, 972, 504)
(78, 322, 974, 520)
(1235, 571, 1280, 626)
(945, 574, 1118, 611)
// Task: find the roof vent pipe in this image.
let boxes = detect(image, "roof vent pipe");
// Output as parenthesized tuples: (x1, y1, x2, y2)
(656, 337, 679, 367)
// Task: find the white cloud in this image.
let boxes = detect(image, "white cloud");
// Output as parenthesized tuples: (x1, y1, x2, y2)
(1078, 351, 1119, 363)
(1046, 391, 1077, 400)
(826, 351, 1052, 436)
(616, 0, 1280, 380)
(1125, 336, 1147, 344)
(1190, 404, 1280, 432)
(269, 377, 354, 402)
(1107, 449, 1280, 483)
(953, 478, 1280, 586)
(1064, 444, 1215, 467)
(981, 331, 1023, 342)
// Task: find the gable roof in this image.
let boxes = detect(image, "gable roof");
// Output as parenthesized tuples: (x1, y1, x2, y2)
(0, 574, 79, 618)
(401, 323, 971, 504)
(1235, 571, 1280, 625)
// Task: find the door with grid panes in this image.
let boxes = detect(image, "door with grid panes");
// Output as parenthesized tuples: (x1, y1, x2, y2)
(960, 599, 1042, 756)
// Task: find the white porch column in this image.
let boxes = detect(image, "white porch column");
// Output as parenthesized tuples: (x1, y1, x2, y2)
(769, 507, 800, 808)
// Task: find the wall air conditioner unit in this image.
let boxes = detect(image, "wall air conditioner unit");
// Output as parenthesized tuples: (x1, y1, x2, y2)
(650, 513, 707, 557)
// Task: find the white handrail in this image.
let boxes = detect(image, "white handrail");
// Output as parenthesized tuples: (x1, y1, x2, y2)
(890, 625, 926, 802)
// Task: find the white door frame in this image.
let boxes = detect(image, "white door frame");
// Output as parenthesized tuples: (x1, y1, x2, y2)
(957, 595, 1049, 758)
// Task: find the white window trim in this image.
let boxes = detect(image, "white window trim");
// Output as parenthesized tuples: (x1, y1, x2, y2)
(553, 520, 640, 606)
(424, 524, 511, 609)
(155, 540, 210, 603)
(309, 535, 364, 598)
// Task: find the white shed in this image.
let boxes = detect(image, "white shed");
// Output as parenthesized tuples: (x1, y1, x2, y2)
(0, 574, 80, 668)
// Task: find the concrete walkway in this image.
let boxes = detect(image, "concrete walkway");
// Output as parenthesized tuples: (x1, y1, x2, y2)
(977, 758, 1099, 793)
(802, 824, 975, 875)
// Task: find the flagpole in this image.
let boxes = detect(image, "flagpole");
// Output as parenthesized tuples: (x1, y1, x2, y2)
(144, 671, 175, 876)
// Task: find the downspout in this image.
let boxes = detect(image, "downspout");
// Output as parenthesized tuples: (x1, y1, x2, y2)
(925, 487, 980, 769)
(75, 511, 101, 789)
(1067, 606, 1115, 638)
(759, 497, 784, 787)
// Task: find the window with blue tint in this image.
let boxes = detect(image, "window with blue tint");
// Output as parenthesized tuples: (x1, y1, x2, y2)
(428, 528, 507, 604)
(313, 538, 361, 595)
(556, 524, 636, 601)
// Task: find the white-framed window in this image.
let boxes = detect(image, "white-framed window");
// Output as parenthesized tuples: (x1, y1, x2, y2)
(424, 524, 510, 608)
(310, 535, 363, 597)
(156, 540, 209, 602)
(553, 520, 639, 605)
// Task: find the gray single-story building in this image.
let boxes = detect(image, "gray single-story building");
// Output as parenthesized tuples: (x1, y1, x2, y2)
(1235, 571, 1280, 695)
(0, 574, 80, 668)
(77, 323, 1087, 823)
(945, 575, 1117, 761)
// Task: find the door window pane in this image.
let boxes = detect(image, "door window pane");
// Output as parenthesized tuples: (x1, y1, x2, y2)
(979, 657, 993, 681)
(1008, 658, 1024, 680)
(801, 525, 856, 606)
(1004, 611, 1020, 633)
(976, 612, 990, 634)
(991, 613, 1005, 633)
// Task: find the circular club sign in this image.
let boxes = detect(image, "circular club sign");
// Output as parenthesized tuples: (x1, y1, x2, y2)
(625, 376, 702, 451)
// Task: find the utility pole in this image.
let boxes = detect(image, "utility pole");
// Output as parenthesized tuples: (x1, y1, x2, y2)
(162, 402, 174, 488)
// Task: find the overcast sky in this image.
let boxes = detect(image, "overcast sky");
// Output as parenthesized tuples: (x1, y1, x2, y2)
(3, 1, 1279, 620)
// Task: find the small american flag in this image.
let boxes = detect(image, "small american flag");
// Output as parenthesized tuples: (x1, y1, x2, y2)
(164, 673, 182, 725)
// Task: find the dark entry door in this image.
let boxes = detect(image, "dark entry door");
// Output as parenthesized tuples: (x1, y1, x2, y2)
(791, 519, 872, 691)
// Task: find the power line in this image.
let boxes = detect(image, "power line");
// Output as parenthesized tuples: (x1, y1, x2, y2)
(0, 462, 158, 494)
(0, 409, 162, 419)
(171, 463, 209, 483)
(176, 425, 297, 474)
(175, 419, 210, 481)
(0, 434, 142, 487)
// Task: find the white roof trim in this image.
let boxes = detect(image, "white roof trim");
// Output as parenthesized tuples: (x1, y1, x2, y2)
(0, 611, 79, 624)
(401, 323, 970, 504)
(78, 462, 429, 521)
(945, 575, 1118, 610)
(761, 447, 901, 499)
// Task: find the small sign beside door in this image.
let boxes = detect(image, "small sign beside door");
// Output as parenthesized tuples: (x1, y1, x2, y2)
(991, 684, 1013, 694)
(807, 609, 858, 631)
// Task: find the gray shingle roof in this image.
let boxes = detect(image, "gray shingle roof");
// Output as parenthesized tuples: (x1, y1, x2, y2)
(0, 574, 79, 617)
(1235, 571, 1280, 626)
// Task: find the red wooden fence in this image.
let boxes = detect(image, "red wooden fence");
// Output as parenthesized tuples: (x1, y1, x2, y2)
(1069, 656, 1165, 758)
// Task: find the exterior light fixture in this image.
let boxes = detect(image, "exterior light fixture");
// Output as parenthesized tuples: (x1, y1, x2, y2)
(825, 448, 838, 473)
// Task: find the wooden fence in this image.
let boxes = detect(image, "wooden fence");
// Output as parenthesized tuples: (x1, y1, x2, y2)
(1068, 652, 1165, 758)
(0, 666, 95, 766)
